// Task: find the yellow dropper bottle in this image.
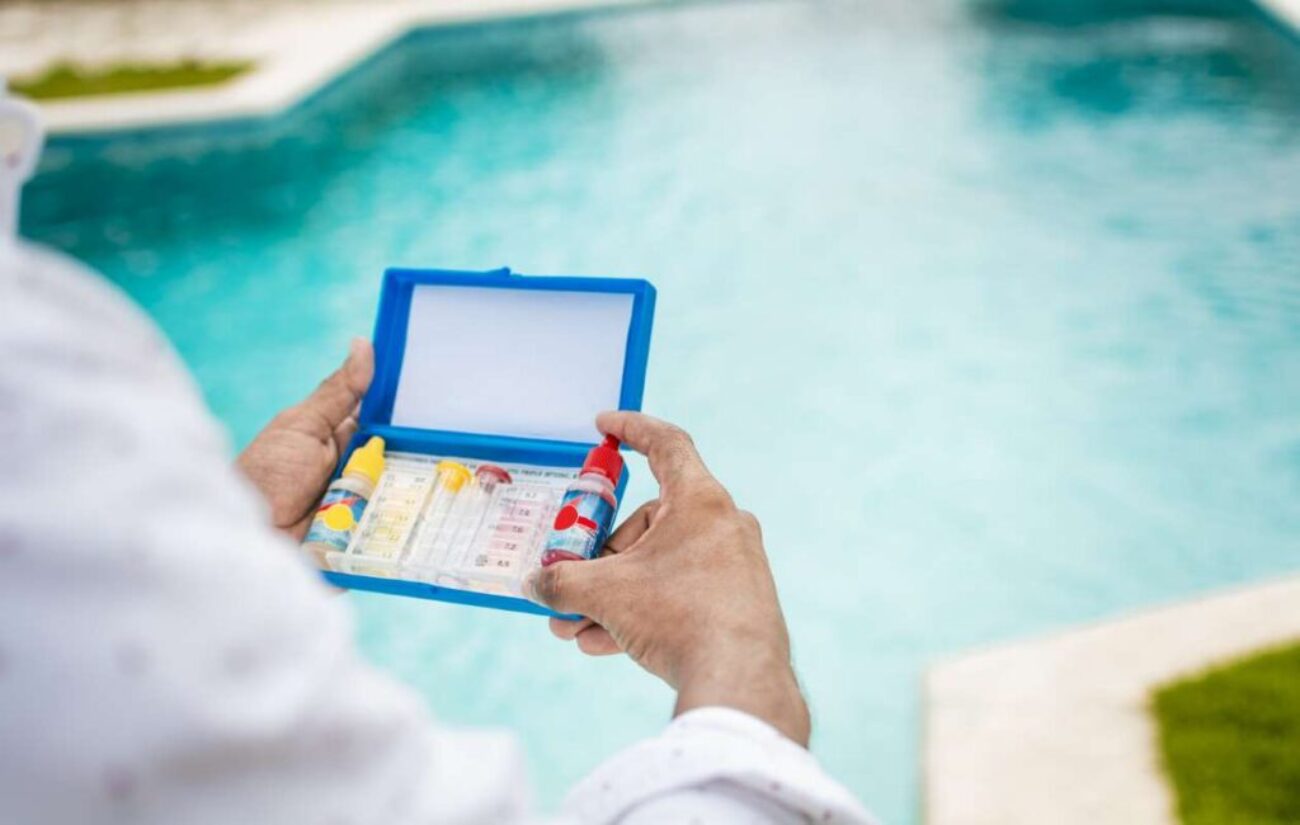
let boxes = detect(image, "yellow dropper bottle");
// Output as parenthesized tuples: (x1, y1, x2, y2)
(302, 436, 386, 565)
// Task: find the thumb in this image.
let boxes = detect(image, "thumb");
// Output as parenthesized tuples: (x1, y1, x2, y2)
(525, 557, 617, 619)
(304, 338, 373, 429)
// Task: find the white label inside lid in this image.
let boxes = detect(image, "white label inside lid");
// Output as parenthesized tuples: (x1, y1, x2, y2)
(391, 284, 635, 443)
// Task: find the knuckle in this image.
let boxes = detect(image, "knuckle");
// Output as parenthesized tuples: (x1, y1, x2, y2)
(736, 509, 762, 537)
(655, 431, 696, 465)
(695, 485, 735, 514)
(536, 564, 567, 604)
(650, 423, 693, 458)
(723, 516, 750, 545)
(662, 423, 694, 447)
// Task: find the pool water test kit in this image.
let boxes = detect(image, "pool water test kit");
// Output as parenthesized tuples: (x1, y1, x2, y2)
(304, 436, 625, 599)
(304, 267, 655, 617)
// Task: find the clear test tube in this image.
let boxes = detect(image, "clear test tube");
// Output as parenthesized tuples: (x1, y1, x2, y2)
(409, 460, 471, 566)
(445, 465, 513, 572)
(469, 482, 557, 588)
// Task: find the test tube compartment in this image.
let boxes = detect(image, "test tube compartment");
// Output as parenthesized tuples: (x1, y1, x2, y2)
(323, 449, 584, 606)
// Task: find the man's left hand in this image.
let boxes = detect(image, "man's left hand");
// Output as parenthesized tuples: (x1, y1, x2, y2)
(237, 338, 374, 541)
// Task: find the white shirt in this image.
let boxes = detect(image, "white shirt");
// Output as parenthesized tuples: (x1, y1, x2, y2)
(0, 242, 874, 825)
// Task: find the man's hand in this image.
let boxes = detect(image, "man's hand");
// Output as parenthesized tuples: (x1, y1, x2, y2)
(527, 412, 811, 746)
(237, 338, 374, 541)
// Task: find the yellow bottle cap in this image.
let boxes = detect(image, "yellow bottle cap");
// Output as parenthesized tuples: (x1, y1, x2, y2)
(435, 460, 472, 492)
(344, 436, 386, 485)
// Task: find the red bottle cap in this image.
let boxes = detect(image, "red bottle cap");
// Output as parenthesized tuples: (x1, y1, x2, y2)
(582, 435, 623, 484)
(475, 464, 512, 485)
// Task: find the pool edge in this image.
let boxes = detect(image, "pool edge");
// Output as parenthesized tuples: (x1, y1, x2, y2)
(922, 572, 1300, 825)
(33, 0, 668, 137)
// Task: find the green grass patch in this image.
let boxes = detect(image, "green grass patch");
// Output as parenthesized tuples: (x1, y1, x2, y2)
(11, 59, 252, 101)
(1153, 641, 1300, 825)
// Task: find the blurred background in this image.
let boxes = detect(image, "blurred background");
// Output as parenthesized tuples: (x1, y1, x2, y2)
(7, 0, 1300, 822)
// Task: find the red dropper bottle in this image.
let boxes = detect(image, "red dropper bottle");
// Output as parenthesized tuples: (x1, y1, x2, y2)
(541, 436, 623, 566)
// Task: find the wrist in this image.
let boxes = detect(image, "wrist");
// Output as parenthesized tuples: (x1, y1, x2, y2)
(673, 640, 810, 747)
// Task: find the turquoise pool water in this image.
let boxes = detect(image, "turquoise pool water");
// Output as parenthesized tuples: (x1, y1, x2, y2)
(24, 1, 1300, 820)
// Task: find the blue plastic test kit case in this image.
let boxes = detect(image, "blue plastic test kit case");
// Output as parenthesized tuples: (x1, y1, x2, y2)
(320, 266, 656, 617)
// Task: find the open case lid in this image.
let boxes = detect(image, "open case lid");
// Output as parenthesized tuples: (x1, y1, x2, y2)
(360, 267, 656, 448)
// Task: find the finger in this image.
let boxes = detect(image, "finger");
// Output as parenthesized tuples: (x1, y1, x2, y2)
(603, 499, 660, 555)
(575, 625, 622, 656)
(524, 556, 619, 618)
(304, 338, 374, 432)
(332, 406, 360, 455)
(596, 412, 716, 494)
(549, 616, 597, 640)
(288, 512, 313, 542)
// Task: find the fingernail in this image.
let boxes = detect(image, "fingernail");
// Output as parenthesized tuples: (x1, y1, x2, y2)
(522, 571, 540, 603)
(348, 337, 364, 360)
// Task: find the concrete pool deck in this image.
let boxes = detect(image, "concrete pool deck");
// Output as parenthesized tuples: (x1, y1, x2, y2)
(5, 0, 1298, 135)
(924, 573, 1300, 825)
(0, 0, 649, 135)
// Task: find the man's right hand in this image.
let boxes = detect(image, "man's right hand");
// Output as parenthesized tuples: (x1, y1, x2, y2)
(526, 412, 811, 747)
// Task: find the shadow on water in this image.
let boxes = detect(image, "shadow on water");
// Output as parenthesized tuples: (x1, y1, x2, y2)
(964, 0, 1300, 363)
(971, 0, 1300, 126)
(22, 15, 614, 257)
(975, 0, 1249, 27)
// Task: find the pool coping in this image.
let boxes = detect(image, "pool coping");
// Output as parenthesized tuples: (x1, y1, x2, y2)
(33, 0, 656, 136)
(1254, 0, 1300, 43)
(30, 0, 1300, 137)
(923, 572, 1300, 824)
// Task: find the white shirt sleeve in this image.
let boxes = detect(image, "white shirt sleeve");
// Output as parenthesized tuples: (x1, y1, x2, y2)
(566, 707, 875, 823)
(0, 244, 874, 825)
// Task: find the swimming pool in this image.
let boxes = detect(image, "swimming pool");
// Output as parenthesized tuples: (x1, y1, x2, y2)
(23, 0, 1300, 820)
